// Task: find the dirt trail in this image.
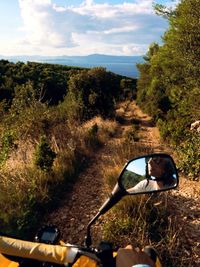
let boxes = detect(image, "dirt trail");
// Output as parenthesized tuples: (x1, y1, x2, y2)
(45, 101, 199, 263)
(128, 102, 162, 150)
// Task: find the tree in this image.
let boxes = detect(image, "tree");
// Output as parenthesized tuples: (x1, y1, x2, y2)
(120, 78, 136, 99)
(153, 3, 176, 19)
(136, 0, 200, 179)
(66, 68, 121, 119)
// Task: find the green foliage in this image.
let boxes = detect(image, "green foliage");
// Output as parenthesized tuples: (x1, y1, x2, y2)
(0, 61, 125, 128)
(0, 60, 83, 106)
(177, 133, 200, 180)
(153, 3, 176, 19)
(58, 67, 123, 123)
(136, 0, 200, 179)
(34, 135, 56, 171)
(3, 81, 50, 139)
(60, 89, 84, 123)
(9, 81, 38, 120)
(120, 78, 137, 99)
(66, 67, 121, 119)
(0, 131, 15, 167)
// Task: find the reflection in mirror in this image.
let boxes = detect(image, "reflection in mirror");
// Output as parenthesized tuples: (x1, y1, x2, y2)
(120, 155, 178, 194)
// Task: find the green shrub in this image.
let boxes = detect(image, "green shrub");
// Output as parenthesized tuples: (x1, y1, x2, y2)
(34, 135, 56, 171)
(177, 132, 200, 180)
(0, 131, 16, 167)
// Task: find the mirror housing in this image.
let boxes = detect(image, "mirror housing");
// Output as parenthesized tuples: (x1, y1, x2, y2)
(85, 153, 179, 247)
(118, 153, 179, 194)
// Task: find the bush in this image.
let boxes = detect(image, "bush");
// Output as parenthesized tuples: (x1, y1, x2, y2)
(177, 132, 200, 180)
(0, 131, 16, 167)
(34, 135, 56, 171)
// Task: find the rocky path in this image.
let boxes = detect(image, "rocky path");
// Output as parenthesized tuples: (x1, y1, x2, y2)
(44, 101, 199, 264)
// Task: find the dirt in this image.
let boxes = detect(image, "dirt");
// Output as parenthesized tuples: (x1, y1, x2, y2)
(44, 101, 199, 264)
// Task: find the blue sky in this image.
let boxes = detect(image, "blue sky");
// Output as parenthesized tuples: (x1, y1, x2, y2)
(0, 0, 179, 56)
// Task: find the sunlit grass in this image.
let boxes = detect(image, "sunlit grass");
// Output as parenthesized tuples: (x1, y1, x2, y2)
(82, 116, 118, 142)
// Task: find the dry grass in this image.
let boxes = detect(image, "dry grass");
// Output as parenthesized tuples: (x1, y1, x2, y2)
(82, 116, 118, 141)
(4, 141, 35, 171)
(115, 100, 131, 115)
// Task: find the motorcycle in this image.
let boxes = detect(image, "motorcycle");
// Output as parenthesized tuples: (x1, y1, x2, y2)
(0, 153, 179, 267)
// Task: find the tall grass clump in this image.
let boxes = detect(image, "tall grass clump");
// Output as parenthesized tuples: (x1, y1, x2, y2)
(124, 124, 140, 142)
(83, 123, 101, 150)
(0, 167, 49, 236)
(82, 116, 118, 142)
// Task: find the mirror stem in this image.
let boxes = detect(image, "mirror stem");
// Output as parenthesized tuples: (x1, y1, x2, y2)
(85, 212, 101, 247)
(85, 184, 126, 247)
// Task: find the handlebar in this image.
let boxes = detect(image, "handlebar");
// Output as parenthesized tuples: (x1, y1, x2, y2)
(0, 236, 159, 267)
(0, 235, 78, 265)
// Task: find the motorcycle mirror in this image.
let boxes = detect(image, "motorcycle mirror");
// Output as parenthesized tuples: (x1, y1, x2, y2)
(118, 153, 179, 194)
(85, 153, 178, 247)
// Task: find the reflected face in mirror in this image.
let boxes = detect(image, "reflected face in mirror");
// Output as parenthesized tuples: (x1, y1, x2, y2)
(120, 154, 178, 194)
(148, 157, 171, 178)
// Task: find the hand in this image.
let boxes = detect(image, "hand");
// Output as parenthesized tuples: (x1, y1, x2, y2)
(116, 245, 156, 267)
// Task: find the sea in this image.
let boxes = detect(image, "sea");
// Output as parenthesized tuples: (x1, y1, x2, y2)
(1, 55, 143, 79)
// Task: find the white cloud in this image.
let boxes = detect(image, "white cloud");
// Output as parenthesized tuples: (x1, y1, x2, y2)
(15, 0, 169, 56)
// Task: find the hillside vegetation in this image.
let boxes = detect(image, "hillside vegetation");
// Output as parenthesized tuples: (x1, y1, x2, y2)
(0, 60, 136, 236)
(137, 0, 200, 180)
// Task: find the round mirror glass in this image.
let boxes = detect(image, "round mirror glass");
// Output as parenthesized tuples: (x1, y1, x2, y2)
(120, 154, 178, 194)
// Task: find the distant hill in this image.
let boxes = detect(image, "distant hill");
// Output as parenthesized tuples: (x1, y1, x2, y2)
(0, 54, 144, 78)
